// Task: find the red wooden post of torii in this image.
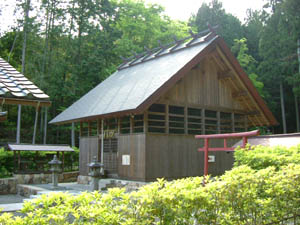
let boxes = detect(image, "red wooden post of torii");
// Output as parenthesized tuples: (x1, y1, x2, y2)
(195, 130, 260, 176)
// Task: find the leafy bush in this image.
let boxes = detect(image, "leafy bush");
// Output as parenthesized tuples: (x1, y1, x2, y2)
(0, 147, 79, 178)
(234, 144, 300, 170)
(1, 164, 300, 224)
(0, 147, 14, 178)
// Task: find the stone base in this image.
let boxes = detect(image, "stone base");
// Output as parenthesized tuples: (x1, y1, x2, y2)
(77, 175, 91, 185)
(17, 184, 46, 197)
(0, 178, 17, 194)
(14, 171, 79, 185)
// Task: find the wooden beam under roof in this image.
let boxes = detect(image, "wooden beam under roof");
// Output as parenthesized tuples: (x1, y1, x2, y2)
(0, 97, 51, 107)
(215, 46, 270, 126)
(217, 71, 234, 80)
(232, 90, 248, 98)
(215, 39, 278, 126)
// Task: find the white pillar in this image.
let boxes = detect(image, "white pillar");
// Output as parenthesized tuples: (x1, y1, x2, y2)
(71, 122, 75, 147)
(43, 107, 48, 144)
(32, 108, 39, 144)
(16, 105, 21, 144)
(101, 119, 104, 164)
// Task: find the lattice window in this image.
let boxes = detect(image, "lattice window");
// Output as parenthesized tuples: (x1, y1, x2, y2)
(103, 118, 117, 131)
(205, 110, 217, 134)
(89, 121, 98, 136)
(187, 107, 202, 135)
(234, 114, 246, 132)
(81, 122, 89, 136)
(148, 104, 166, 133)
(220, 112, 232, 133)
(133, 114, 144, 133)
(103, 138, 118, 153)
(120, 116, 130, 134)
(169, 105, 185, 134)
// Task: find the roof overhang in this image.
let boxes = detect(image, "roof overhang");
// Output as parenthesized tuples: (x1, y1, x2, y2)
(0, 97, 51, 107)
(8, 144, 74, 152)
(214, 38, 278, 126)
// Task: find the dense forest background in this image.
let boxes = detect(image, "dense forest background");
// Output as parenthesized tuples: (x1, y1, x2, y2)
(0, 0, 299, 145)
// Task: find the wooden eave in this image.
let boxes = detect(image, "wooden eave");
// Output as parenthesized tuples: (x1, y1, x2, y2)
(214, 38, 278, 126)
(0, 97, 51, 108)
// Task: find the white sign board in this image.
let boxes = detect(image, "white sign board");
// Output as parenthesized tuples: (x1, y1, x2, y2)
(208, 155, 215, 163)
(122, 155, 130, 165)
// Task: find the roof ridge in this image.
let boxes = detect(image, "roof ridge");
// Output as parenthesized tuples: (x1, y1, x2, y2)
(118, 26, 218, 71)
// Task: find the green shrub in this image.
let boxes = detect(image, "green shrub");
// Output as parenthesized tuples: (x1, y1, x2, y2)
(0, 148, 14, 177)
(0, 147, 79, 178)
(234, 144, 300, 170)
(1, 164, 300, 224)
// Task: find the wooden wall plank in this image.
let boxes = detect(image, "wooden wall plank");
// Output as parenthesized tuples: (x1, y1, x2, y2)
(145, 134, 235, 181)
(161, 55, 244, 112)
(118, 134, 146, 180)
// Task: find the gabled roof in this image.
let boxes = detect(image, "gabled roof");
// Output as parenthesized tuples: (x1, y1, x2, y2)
(50, 30, 277, 126)
(0, 58, 51, 107)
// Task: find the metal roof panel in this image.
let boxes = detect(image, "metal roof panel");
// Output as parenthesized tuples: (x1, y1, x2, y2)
(50, 36, 216, 124)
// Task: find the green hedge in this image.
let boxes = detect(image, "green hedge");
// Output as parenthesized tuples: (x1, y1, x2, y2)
(234, 144, 300, 170)
(1, 164, 300, 224)
(0, 147, 79, 178)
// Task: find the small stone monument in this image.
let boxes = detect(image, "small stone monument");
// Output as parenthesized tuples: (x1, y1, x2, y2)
(48, 155, 62, 189)
(88, 156, 104, 191)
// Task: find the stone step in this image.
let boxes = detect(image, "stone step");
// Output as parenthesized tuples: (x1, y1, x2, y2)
(0, 203, 23, 212)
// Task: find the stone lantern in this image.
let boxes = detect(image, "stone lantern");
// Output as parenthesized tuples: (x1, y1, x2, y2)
(48, 155, 62, 189)
(88, 156, 104, 191)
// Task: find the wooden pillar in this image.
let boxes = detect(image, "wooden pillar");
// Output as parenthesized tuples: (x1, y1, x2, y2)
(71, 122, 75, 147)
(231, 113, 235, 133)
(16, 105, 21, 144)
(101, 119, 104, 164)
(144, 112, 148, 134)
(166, 104, 169, 134)
(88, 121, 91, 136)
(204, 138, 209, 176)
(201, 109, 205, 134)
(43, 107, 48, 144)
(62, 151, 65, 172)
(97, 119, 100, 136)
(217, 111, 221, 134)
(117, 118, 121, 134)
(40, 107, 43, 134)
(130, 116, 133, 134)
(80, 122, 83, 137)
(32, 104, 39, 144)
(184, 106, 188, 134)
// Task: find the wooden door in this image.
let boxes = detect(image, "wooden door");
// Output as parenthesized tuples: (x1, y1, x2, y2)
(102, 138, 118, 174)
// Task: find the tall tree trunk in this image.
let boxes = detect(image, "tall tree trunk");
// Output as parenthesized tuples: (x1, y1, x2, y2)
(280, 81, 287, 133)
(41, 0, 50, 89)
(8, 33, 18, 63)
(21, 0, 31, 74)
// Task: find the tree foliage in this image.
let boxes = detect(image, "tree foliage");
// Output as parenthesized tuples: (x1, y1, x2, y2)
(0, 0, 190, 144)
(0, 0, 300, 142)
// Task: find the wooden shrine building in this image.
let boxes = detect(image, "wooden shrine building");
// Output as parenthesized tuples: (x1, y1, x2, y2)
(50, 28, 277, 181)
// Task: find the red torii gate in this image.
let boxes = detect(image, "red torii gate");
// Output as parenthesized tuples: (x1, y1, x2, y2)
(195, 130, 260, 176)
